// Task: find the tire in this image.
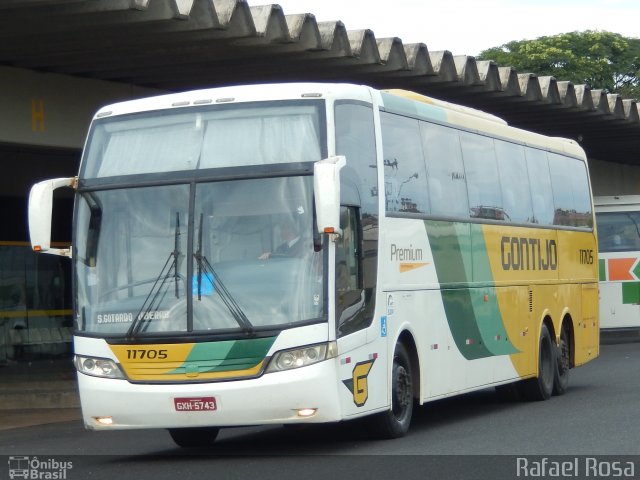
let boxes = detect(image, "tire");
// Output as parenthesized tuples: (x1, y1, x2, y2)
(553, 324, 570, 395)
(168, 427, 220, 448)
(522, 324, 555, 401)
(367, 342, 414, 439)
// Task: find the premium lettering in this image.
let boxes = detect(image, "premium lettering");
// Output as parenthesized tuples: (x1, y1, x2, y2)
(390, 244, 423, 262)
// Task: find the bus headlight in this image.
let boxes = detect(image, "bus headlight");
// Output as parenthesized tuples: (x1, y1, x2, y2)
(74, 355, 125, 379)
(266, 342, 337, 373)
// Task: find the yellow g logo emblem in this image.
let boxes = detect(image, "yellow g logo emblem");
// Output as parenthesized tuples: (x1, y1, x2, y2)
(342, 359, 375, 407)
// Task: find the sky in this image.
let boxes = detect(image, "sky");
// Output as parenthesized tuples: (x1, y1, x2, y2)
(271, 0, 640, 56)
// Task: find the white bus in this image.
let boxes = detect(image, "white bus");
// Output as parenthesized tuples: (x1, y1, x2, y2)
(595, 195, 640, 331)
(29, 83, 599, 447)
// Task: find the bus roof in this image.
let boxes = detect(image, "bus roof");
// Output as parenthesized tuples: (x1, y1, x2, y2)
(384, 89, 507, 125)
(378, 89, 585, 161)
(92, 83, 373, 119)
(594, 195, 640, 209)
(92, 82, 586, 161)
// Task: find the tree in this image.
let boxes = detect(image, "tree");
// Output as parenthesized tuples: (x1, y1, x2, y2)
(477, 31, 640, 100)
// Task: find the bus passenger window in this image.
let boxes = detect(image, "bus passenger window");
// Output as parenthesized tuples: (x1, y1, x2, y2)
(334, 103, 378, 213)
(495, 141, 534, 224)
(420, 122, 469, 219)
(548, 153, 593, 228)
(459, 132, 504, 220)
(380, 112, 429, 214)
(525, 149, 555, 225)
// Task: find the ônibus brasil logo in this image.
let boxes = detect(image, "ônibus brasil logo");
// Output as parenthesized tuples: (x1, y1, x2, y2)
(7, 456, 73, 479)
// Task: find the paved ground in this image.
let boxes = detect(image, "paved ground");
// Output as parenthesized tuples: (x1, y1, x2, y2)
(0, 357, 79, 431)
(2, 342, 640, 461)
(0, 408, 81, 431)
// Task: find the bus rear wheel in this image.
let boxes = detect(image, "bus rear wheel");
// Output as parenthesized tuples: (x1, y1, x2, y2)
(367, 342, 414, 439)
(168, 427, 220, 448)
(522, 324, 555, 401)
(553, 324, 571, 395)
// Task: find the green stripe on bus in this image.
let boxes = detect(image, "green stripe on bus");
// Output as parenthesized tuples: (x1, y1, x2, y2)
(426, 220, 518, 359)
(622, 282, 640, 304)
(381, 92, 447, 123)
(468, 224, 518, 355)
(425, 220, 471, 286)
(426, 220, 491, 360)
(169, 336, 276, 374)
(441, 289, 494, 359)
(469, 288, 518, 356)
(599, 259, 607, 281)
(208, 336, 277, 372)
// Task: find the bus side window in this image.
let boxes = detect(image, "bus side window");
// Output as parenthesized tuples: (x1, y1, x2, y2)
(548, 153, 593, 228)
(420, 122, 469, 219)
(380, 112, 429, 214)
(336, 207, 360, 292)
(335, 206, 366, 335)
(525, 149, 555, 226)
(495, 140, 534, 224)
(334, 102, 378, 336)
(459, 132, 504, 220)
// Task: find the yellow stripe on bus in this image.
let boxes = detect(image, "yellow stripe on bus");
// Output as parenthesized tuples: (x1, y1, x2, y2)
(0, 309, 73, 318)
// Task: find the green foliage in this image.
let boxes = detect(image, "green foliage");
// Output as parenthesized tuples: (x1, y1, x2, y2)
(477, 31, 640, 100)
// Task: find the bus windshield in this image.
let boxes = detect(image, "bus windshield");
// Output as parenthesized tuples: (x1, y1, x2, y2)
(80, 101, 324, 178)
(74, 176, 325, 337)
(596, 211, 640, 252)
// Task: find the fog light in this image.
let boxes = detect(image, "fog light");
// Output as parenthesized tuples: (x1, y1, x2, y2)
(296, 408, 317, 418)
(94, 416, 113, 425)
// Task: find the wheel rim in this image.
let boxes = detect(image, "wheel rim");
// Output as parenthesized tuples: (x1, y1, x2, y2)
(392, 362, 412, 421)
(558, 330, 570, 375)
(541, 335, 554, 388)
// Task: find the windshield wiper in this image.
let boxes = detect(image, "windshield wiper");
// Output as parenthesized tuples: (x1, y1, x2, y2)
(126, 212, 182, 339)
(194, 213, 254, 335)
(81, 192, 102, 267)
(173, 212, 181, 299)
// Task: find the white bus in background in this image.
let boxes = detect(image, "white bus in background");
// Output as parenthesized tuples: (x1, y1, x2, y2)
(595, 195, 640, 331)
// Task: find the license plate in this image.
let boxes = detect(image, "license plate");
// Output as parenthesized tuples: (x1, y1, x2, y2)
(174, 397, 217, 412)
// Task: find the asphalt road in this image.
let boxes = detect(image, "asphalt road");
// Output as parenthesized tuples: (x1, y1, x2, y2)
(1, 342, 639, 480)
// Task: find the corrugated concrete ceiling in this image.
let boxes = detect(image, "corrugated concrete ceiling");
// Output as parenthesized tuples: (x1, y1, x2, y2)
(1, 0, 638, 165)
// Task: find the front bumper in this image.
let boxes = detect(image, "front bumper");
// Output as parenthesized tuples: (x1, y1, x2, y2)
(78, 359, 342, 430)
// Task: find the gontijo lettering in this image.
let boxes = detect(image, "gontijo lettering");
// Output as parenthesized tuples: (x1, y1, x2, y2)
(501, 236, 557, 271)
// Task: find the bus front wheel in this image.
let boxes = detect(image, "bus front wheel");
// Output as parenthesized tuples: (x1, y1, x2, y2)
(168, 427, 220, 448)
(367, 342, 414, 439)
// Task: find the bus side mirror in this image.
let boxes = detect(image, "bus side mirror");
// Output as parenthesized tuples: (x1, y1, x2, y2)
(28, 177, 77, 257)
(314, 156, 346, 235)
